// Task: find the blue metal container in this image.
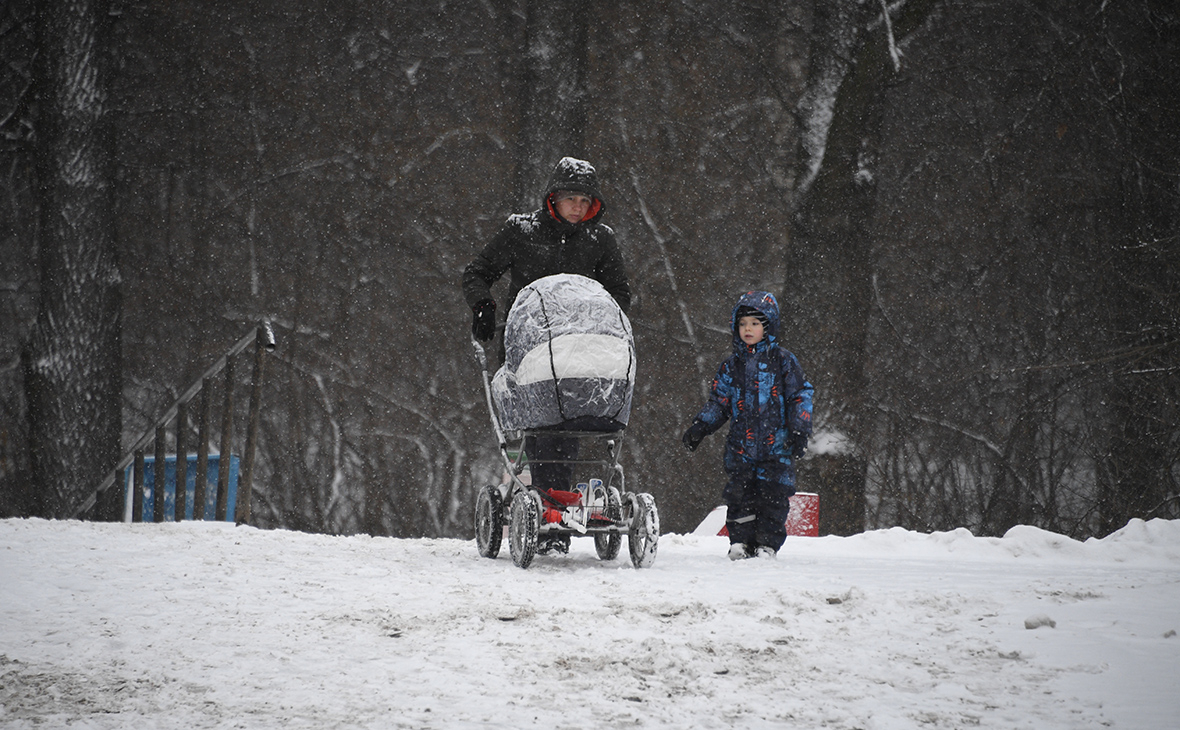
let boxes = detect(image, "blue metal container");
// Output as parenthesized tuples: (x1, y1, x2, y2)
(123, 454, 239, 522)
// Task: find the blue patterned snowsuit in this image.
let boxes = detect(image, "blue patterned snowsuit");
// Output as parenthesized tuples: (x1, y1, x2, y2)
(691, 291, 814, 551)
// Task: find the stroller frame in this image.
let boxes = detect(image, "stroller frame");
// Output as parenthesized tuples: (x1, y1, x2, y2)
(471, 340, 659, 569)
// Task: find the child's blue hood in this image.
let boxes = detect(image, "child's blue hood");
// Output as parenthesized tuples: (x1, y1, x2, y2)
(730, 290, 780, 352)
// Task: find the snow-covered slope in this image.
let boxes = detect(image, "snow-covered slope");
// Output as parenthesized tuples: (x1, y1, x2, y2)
(2, 518, 1178, 729)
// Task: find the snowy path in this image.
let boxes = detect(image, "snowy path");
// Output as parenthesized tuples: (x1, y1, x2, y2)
(2, 518, 1178, 728)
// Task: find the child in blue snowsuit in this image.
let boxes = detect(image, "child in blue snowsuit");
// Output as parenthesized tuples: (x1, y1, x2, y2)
(682, 291, 814, 559)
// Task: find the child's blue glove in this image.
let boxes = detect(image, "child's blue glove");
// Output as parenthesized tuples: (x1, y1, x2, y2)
(682, 420, 708, 451)
(790, 432, 808, 460)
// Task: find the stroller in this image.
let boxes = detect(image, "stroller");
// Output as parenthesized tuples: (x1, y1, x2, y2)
(471, 274, 659, 569)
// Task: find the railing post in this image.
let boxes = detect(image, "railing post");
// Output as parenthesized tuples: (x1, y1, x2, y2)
(236, 323, 271, 526)
(194, 383, 211, 520)
(132, 450, 145, 522)
(215, 355, 235, 522)
(175, 399, 188, 521)
(153, 426, 167, 522)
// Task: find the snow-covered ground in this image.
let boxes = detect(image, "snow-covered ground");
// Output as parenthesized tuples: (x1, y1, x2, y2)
(2, 517, 1178, 729)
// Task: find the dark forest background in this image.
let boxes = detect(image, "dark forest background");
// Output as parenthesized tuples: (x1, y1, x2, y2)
(2, 0, 1177, 539)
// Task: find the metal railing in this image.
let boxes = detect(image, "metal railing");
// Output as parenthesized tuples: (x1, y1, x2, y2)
(74, 321, 275, 524)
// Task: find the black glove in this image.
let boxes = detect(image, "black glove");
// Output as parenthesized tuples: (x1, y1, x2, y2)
(471, 299, 496, 342)
(790, 432, 808, 460)
(682, 420, 708, 452)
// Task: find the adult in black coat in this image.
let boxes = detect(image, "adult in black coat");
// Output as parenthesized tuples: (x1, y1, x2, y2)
(463, 156, 631, 344)
(463, 157, 631, 554)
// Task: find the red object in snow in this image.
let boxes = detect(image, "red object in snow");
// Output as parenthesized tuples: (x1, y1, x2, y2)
(785, 492, 819, 537)
(692, 492, 819, 538)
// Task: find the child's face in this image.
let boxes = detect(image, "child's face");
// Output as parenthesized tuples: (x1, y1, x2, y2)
(554, 194, 592, 223)
(738, 315, 765, 346)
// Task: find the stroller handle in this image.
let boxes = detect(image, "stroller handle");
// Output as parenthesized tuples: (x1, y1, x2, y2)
(472, 338, 509, 453)
(471, 337, 489, 371)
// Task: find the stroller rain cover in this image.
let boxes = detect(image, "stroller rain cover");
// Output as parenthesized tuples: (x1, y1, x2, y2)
(492, 274, 635, 431)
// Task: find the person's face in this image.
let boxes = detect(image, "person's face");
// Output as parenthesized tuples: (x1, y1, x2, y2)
(738, 315, 765, 346)
(554, 193, 592, 223)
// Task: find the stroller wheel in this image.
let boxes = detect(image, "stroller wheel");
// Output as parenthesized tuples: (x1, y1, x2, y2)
(627, 492, 660, 569)
(475, 485, 503, 559)
(594, 487, 622, 561)
(509, 490, 540, 569)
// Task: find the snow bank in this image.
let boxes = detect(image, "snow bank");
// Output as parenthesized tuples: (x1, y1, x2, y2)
(2, 517, 1178, 729)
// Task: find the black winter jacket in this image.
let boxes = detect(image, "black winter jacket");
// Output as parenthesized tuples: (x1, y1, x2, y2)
(462, 158, 630, 314)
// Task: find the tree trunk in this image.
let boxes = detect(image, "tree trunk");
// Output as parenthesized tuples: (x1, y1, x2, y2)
(1094, 6, 1180, 535)
(787, 0, 937, 535)
(513, 0, 590, 207)
(24, 0, 121, 518)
